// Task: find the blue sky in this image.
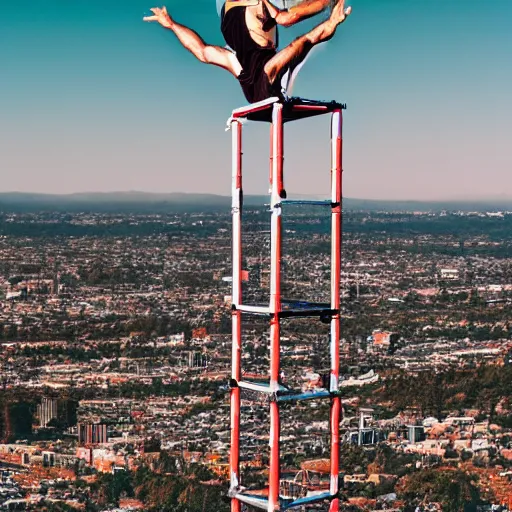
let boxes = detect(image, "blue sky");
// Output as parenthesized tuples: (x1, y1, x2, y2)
(1, 0, 511, 200)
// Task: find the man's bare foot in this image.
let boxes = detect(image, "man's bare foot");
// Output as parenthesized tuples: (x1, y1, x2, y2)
(331, 0, 352, 25)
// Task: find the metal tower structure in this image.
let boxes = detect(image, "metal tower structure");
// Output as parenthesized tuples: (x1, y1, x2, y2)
(228, 96, 344, 512)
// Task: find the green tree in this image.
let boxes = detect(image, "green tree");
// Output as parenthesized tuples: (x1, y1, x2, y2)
(400, 469, 484, 512)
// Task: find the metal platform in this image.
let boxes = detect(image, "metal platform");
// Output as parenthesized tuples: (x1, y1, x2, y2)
(234, 300, 337, 319)
(234, 491, 335, 510)
(235, 380, 289, 394)
(276, 388, 332, 403)
(232, 379, 335, 403)
(231, 96, 346, 124)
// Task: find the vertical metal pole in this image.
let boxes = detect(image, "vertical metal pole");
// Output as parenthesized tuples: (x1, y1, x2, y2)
(269, 125, 274, 190)
(329, 109, 342, 512)
(269, 102, 283, 512)
(230, 119, 242, 512)
(269, 105, 284, 196)
(277, 108, 285, 198)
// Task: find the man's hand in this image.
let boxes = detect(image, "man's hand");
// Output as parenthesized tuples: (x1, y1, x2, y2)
(143, 6, 173, 29)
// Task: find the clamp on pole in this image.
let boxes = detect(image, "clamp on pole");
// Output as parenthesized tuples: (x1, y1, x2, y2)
(225, 116, 245, 132)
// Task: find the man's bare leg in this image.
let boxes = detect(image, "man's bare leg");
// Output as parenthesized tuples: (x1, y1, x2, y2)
(264, 0, 351, 84)
(263, 0, 331, 27)
(144, 7, 242, 77)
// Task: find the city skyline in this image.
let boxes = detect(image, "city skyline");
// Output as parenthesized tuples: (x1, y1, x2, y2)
(1, 0, 511, 200)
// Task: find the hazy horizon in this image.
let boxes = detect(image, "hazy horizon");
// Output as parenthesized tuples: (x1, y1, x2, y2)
(1, 188, 512, 202)
(1, 0, 511, 200)
(2, 190, 512, 206)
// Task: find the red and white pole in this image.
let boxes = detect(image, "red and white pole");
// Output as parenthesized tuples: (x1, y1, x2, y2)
(230, 119, 243, 512)
(329, 109, 343, 512)
(269, 102, 283, 511)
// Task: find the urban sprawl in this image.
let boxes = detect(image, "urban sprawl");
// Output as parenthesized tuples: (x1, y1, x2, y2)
(0, 206, 511, 511)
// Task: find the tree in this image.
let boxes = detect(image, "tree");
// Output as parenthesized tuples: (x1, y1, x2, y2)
(399, 469, 484, 512)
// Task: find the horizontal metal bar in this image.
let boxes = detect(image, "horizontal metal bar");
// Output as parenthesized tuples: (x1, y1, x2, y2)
(279, 199, 333, 206)
(235, 493, 269, 510)
(234, 302, 337, 318)
(282, 492, 334, 509)
(238, 380, 289, 394)
(292, 105, 329, 112)
(276, 389, 331, 403)
(235, 304, 271, 315)
(278, 308, 338, 319)
(281, 300, 331, 309)
(232, 97, 281, 118)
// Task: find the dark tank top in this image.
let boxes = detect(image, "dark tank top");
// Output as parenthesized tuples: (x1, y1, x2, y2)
(221, 4, 282, 103)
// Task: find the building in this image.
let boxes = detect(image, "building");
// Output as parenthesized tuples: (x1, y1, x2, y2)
(37, 398, 58, 428)
(367, 331, 399, 353)
(440, 268, 459, 280)
(78, 423, 108, 445)
(407, 425, 426, 443)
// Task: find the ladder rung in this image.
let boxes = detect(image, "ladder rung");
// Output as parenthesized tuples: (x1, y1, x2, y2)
(279, 309, 337, 318)
(235, 493, 269, 510)
(277, 389, 331, 403)
(236, 304, 271, 315)
(235, 301, 337, 319)
(238, 380, 289, 394)
(282, 491, 334, 509)
(280, 199, 333, 206)
(282, 300, 331, 310)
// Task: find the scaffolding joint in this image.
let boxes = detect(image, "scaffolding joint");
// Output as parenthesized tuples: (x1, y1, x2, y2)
(225, 116, 244, 131)
(228, 485, 241, 498)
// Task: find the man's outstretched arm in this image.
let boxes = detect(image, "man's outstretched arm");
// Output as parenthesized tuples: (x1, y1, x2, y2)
(263, 0, 331, 27)
(144, 7, 242, 77)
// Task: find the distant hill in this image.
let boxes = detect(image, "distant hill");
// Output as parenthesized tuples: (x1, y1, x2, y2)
(0, 191, 231, 206)
(0, 192, 511, 212)
(0, 192, 234, 213)
(341, 197, 512, 212)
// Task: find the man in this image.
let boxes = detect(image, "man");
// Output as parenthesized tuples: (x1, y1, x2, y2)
(144, 0, 351, 103)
